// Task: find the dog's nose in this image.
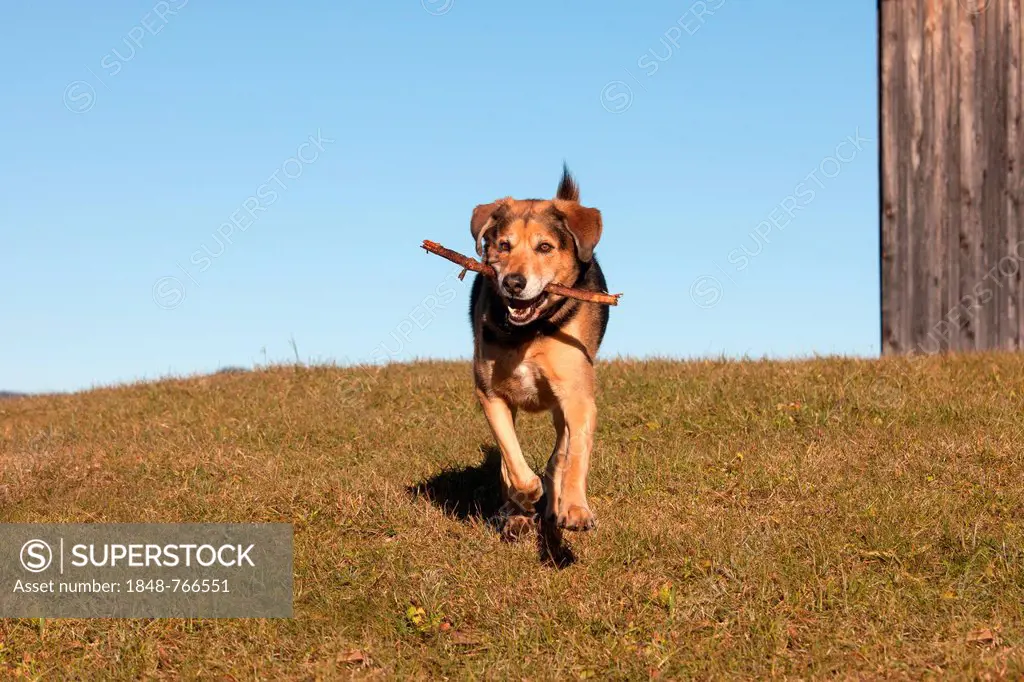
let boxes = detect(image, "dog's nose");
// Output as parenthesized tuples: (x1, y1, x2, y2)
(502, 274, 527, 296)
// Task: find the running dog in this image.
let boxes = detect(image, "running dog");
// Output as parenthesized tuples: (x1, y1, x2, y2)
(468, 166, 610, 537)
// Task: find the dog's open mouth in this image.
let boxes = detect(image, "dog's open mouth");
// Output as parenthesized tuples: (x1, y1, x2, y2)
(505, 293, 547, 325)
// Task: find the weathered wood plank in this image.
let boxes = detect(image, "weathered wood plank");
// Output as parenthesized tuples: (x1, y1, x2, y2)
(1011, 0, 1024, 347)
(985, 1, 1008, 348)
(942, 0, 958, 350)
(961, 3, 984, 349)
(960, 1, 979, 349)
(1006, 0, 1022, 347)
(908, 0, 926, 350)
(929, 0, 942, 348)
(880, 0, 902, 353)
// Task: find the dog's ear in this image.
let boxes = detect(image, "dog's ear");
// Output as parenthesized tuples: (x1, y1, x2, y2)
(552, 200, 603, 262)
(470, 200, 507, 257)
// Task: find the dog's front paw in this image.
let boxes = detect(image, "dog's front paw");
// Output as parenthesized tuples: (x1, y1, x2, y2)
(508, 476, 544, 514)
(557, 504, 596, 532)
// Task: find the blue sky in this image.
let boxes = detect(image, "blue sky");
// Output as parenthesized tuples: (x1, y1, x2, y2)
(1, 1, 878, 393)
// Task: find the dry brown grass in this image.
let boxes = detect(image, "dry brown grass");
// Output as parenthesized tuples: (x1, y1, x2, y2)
(2, 354, 1024, 679)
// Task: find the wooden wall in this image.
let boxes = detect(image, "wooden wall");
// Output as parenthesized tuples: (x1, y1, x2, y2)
(880, 0, 1023, 354)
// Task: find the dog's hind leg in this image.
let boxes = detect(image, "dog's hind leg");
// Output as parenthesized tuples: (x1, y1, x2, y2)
(475, 389, 543, 516)
(542, 407, 569, 523)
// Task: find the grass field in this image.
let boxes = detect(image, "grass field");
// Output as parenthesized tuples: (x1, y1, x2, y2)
(3, 354, 1024, 679)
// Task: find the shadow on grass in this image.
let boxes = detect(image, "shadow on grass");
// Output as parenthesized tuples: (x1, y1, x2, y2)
(408, 445, 576, 569)
(408, 445, 504, 521)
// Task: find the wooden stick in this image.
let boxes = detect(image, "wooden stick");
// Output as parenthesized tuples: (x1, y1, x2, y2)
(421, 240, 622, 306)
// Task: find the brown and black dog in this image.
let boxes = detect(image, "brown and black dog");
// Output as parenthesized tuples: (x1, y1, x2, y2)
(468, 166, 610, 537)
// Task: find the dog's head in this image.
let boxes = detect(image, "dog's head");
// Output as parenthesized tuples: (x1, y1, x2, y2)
(470, 167, 603, 325)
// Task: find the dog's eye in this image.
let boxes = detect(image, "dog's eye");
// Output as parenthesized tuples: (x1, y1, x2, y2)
(536, 243, 554, 254)
(498, 241, 511, 252)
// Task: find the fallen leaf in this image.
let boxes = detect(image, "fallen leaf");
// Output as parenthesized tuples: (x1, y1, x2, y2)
(967, 628, 998, 644)
(405, 605, 426, 628)
(449, 631, 483, 646)
(337, 649, 367, 665)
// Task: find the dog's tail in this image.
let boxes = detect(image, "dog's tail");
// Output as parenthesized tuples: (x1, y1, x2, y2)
(556, 163, 579, 202)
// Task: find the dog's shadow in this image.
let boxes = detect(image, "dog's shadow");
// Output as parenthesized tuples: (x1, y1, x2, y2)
(407, 445, 576, 568)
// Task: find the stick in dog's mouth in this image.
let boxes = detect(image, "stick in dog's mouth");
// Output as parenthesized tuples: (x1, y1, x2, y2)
(420, 240, 623, 307)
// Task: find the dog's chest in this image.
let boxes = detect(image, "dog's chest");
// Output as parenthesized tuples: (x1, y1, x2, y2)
(511, 362, 537, 395)
(490, 358, 554, 411)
